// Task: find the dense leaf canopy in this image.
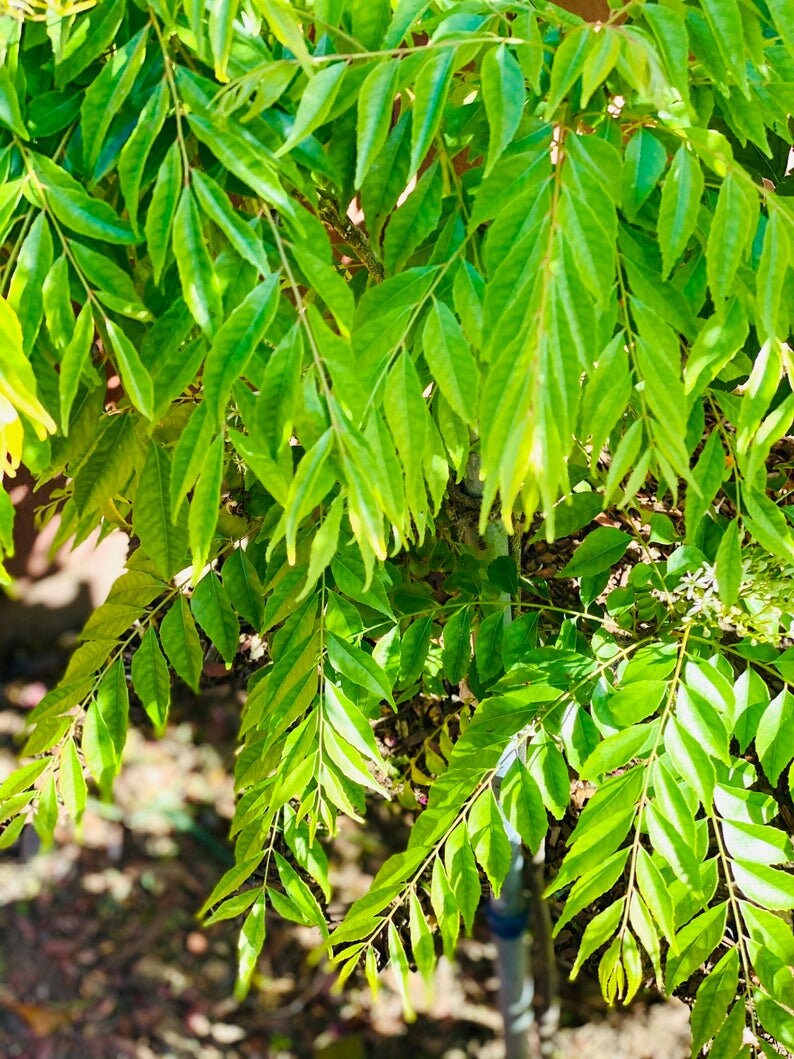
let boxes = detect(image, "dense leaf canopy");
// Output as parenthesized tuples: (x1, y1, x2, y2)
(1, 0, 794, 1052)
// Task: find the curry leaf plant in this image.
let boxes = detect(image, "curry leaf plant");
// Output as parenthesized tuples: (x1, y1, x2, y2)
(2, 0, 794, 1052)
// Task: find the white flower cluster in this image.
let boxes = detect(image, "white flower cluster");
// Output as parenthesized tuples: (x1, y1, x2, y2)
(658, 558, 794, 644)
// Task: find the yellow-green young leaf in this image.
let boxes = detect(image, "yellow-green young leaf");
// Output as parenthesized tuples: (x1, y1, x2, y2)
(145, 143, 182, 284)
(0, 790, 36, 827)
(755, 690, 794, 786)
(622, 129, 667, 221)
(635, 846, 676, 945)
(228, 428, 290, 507)
(732, 860, 794, 910)
(580, 723, 655, 781)
(222, 547, 264, 631)
(701, 0, 748, 96)
(133, 445, 188, 579)
(292, 247, 353, 334)
(481, 43, 525, 176)
(80, 25, 149, 174)
(273, 851, 327, 933)
(8, 213, 52, 354)
(355, 61, 399, 188)
(58, 301, 94, 433)
(467, 787, 512, 895)
(0, 760, 49, 802)
(742, 488, 794, 563)
(104, 318, 154, 419)
(54, 0, 125, 87)
(199, 853, 264, 918)
(0, 814, 27, 850)
(444, 821, 481, 935)
(398, 616, 432, 687)
(422, 300, 478, 426)
(42, 254, 74, 351)
(323, 725, 389, 795)
(257, 324, 304, 457)
(410, 49, 454, 176)
(621, 930, 643, 1003)
(560, 526, 631, 579)
(500, 758, 546, 854)
(183, 109, 298, 227)
(665, 903, 729, 994)
(529, 738, 571, 819)
(299, 493, 345, 600)
(0, 180, 23, 246)
(203, 889, 260, 926)
(189, 433, 224, 579)
(34, 773, 58, 848)
(715, 520, 742, 607)
(159, 595, 203, 691)
(658, 146, 704, 277)
(384, 350, 428, 514)
(602, 419, 643, 503)
(72, 414, 142, 516)
(31, 153, 136, 245)
(192, 170, 269, 274)
(428, 852, 459, 960)
(58, 737, 87, 824)
(408, 890, 436, 983)
(553, 848, 631, 936)
(736, 340, 782, 456)
(323, 680, 383, 765)
(284, 429, 335, 563)
(82, 700, 117, 798)
(766, 0, 794, 53)
(118, 83, 169, 230)
(545, 28, 589, 115)
(96, 658, 129, 761)
(0, 67, 29, 138)
(628, 892, 662, 989)
(131, 625, 171, 733)
(235, 890, 266, 1001)
(191, 571, 239, 665)
(685, 429, 726, 540)
(326, 632, 395, 706)
(664, 716, 716, 810)
(442, 606, 471, 684)
(706, 171, 759, 304)
(364, 944, 380, 997)
(255, 0, 313, 71)
(277, 62, 347, 155)
(571, 898, 623, 979)
(171, 403, 214, 519)
(641, 4, 691, 109)
(387, 921, 416, 1021)
(209, 0, 239, 82)
(475, 610, 504, 682)
(173, 186, 223, 336)
(756, 211, 790, 341)
(755, 994, 794, 1052)
(383, 160, 443, 275)
(71, 242, 150, 323)
(579, 27, 620, 108)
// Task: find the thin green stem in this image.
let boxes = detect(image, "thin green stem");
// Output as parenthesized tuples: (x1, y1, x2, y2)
(150, 15, 191, 182)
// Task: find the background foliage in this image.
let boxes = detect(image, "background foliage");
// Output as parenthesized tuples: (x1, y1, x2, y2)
(1, 0, 794, 1053)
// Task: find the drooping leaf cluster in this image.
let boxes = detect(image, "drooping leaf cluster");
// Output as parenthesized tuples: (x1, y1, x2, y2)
(1, 0, 794, 1051)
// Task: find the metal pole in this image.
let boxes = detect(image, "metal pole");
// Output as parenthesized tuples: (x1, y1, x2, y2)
(464, 455, 537, 1059)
